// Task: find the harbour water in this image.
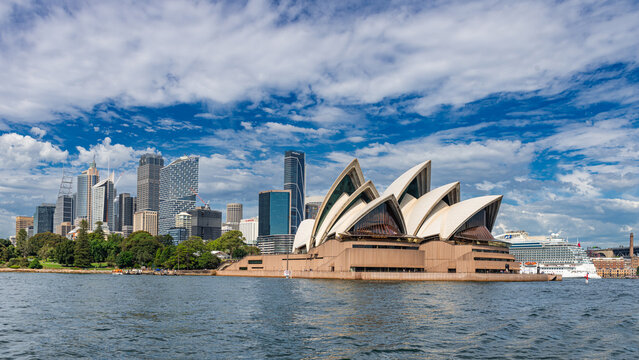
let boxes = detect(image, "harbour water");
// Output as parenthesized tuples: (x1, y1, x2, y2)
(1, 273, 637, 359)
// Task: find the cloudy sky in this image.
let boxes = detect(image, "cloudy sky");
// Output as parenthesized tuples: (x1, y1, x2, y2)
(1, 0, 638, 246)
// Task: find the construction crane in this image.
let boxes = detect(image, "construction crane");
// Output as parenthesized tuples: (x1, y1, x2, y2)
(189, 187, 210, 208)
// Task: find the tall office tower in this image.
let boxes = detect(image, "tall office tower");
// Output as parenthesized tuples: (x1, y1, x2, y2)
(53, 195, 74, 235)
(226, 203, 243, 230)
(284, 150, 305, 234)
(137, 153, 164, 211)
(15, 216, 33, 237)
(76, 160, 100, 223)
(116, 193, 135, 232)
(34, 203, 56, 234)
(133, 210, 158, 236)
(239, 217, 259, 246)
(175, 212, 192, 238)
(304, 196, 323, 220)
(159, 155, 199, 235)
(91, 172, 116, 231)
(257, 190, 294, 254)
(187, 207, 222, 241)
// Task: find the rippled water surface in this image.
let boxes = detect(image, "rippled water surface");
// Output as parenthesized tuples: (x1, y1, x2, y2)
(1, 273, 638, 359)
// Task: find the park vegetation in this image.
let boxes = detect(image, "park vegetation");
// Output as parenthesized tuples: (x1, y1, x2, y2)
(1, 221, 259, 270)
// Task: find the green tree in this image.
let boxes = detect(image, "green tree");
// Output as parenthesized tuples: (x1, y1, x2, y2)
(27, 232, 65, 257)
(93, 221, 105, 239)
(0, 238, 11, 247)
(89, 236, 109, 263)
(165, 237, 207, 269)
(15, 229, 28, 257)
(74, 220, 92, 268)
(154, 234, 174, 247)
(28, 258, 43, 269)
(1, 244, 18, 262)
(206, 231, 247, 258)
(116, 251, 134, 268)
(154, 245, 176, 268)
(197, 251, 221, 269)
(244, 246, 261, 256)
(54, 239, 75, 266)
(121, 231, 161, 267)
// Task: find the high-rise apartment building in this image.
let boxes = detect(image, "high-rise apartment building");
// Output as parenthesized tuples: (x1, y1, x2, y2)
(187, 206, 222, 241)
(76, 160, 99, 223)
(239, 217, 259, 246)
(137, 153, 164, 211)
(53, 195, 74, 235)
(15, 216, 33, 238)
(257, 190, 293, 254)
(175, 212, 192, 239)
(34, 203, 56, 234)
(284, 150, 305, 234)
(226, 203, 242, 230)
(159, 155, 199, 235)
(133, 210, 158, 236)
(91, 172, 116, 231)
(116, 193, 135, 232)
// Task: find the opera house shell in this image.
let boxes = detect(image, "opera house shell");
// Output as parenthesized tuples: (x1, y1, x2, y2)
(220, 160, 560, 281)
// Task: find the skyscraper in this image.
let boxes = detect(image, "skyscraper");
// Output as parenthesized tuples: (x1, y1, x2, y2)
(159, 155, 199, 235)
(137, 153, 164, 212)
(257, 190, 294, 254)
(284, 150, 305, 234)
(91, 172, 116, 231)
(187, 207, 222, 241)
(116, 193, 135, 232)
(34, 203, 56, 234)
(226, 203, 242, 230)
(76, 160, 99, 223)
(53, 195, 74, 235)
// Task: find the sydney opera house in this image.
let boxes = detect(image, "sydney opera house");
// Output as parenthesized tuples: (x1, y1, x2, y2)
(220, 160, 559, 281)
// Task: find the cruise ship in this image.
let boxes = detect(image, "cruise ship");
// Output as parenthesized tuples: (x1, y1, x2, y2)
(495, 231, 600, 279)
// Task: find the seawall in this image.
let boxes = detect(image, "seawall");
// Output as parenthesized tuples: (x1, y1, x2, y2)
(217, 270, 561, 281)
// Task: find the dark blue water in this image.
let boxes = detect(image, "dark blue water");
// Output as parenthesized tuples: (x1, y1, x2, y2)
(0, 274, 637, 359)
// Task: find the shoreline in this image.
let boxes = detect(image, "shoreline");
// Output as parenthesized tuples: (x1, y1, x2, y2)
(0, 268, 217, 276)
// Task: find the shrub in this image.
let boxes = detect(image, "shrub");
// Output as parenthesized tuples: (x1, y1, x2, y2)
(29, 258, 43, 269)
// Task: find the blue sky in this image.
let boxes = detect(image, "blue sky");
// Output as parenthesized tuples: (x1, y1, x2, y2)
(1, 0, 639, 246)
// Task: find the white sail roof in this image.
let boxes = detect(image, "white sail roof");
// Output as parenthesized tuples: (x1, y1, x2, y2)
(416, 195, 502, 241)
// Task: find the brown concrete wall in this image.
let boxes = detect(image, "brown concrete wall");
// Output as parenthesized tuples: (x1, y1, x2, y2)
(217, 269, 559, 282)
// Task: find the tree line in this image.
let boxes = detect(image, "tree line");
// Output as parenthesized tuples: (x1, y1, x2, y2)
(1, 220, 259, 270)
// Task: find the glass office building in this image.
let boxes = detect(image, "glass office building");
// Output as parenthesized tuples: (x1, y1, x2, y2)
(284, 150, 305, 234)
(137, 153, 164, 211)
(53, 195, 74, 234)
(159, 156, 199, 235)
(258, 190, 292, 254)
(34, 203, 56, 234)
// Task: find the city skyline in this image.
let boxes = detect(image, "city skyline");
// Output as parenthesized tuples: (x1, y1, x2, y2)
(1, 1, 639, 247)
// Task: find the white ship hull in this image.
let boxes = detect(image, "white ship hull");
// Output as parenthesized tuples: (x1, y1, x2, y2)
(520, 263, 601, 279)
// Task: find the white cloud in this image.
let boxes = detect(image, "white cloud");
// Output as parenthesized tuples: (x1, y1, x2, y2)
(1, 1, 638, 122)
(29, 126, 46, 138)
(73, 137, 157, 169)
(0, 133, 67, 169)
